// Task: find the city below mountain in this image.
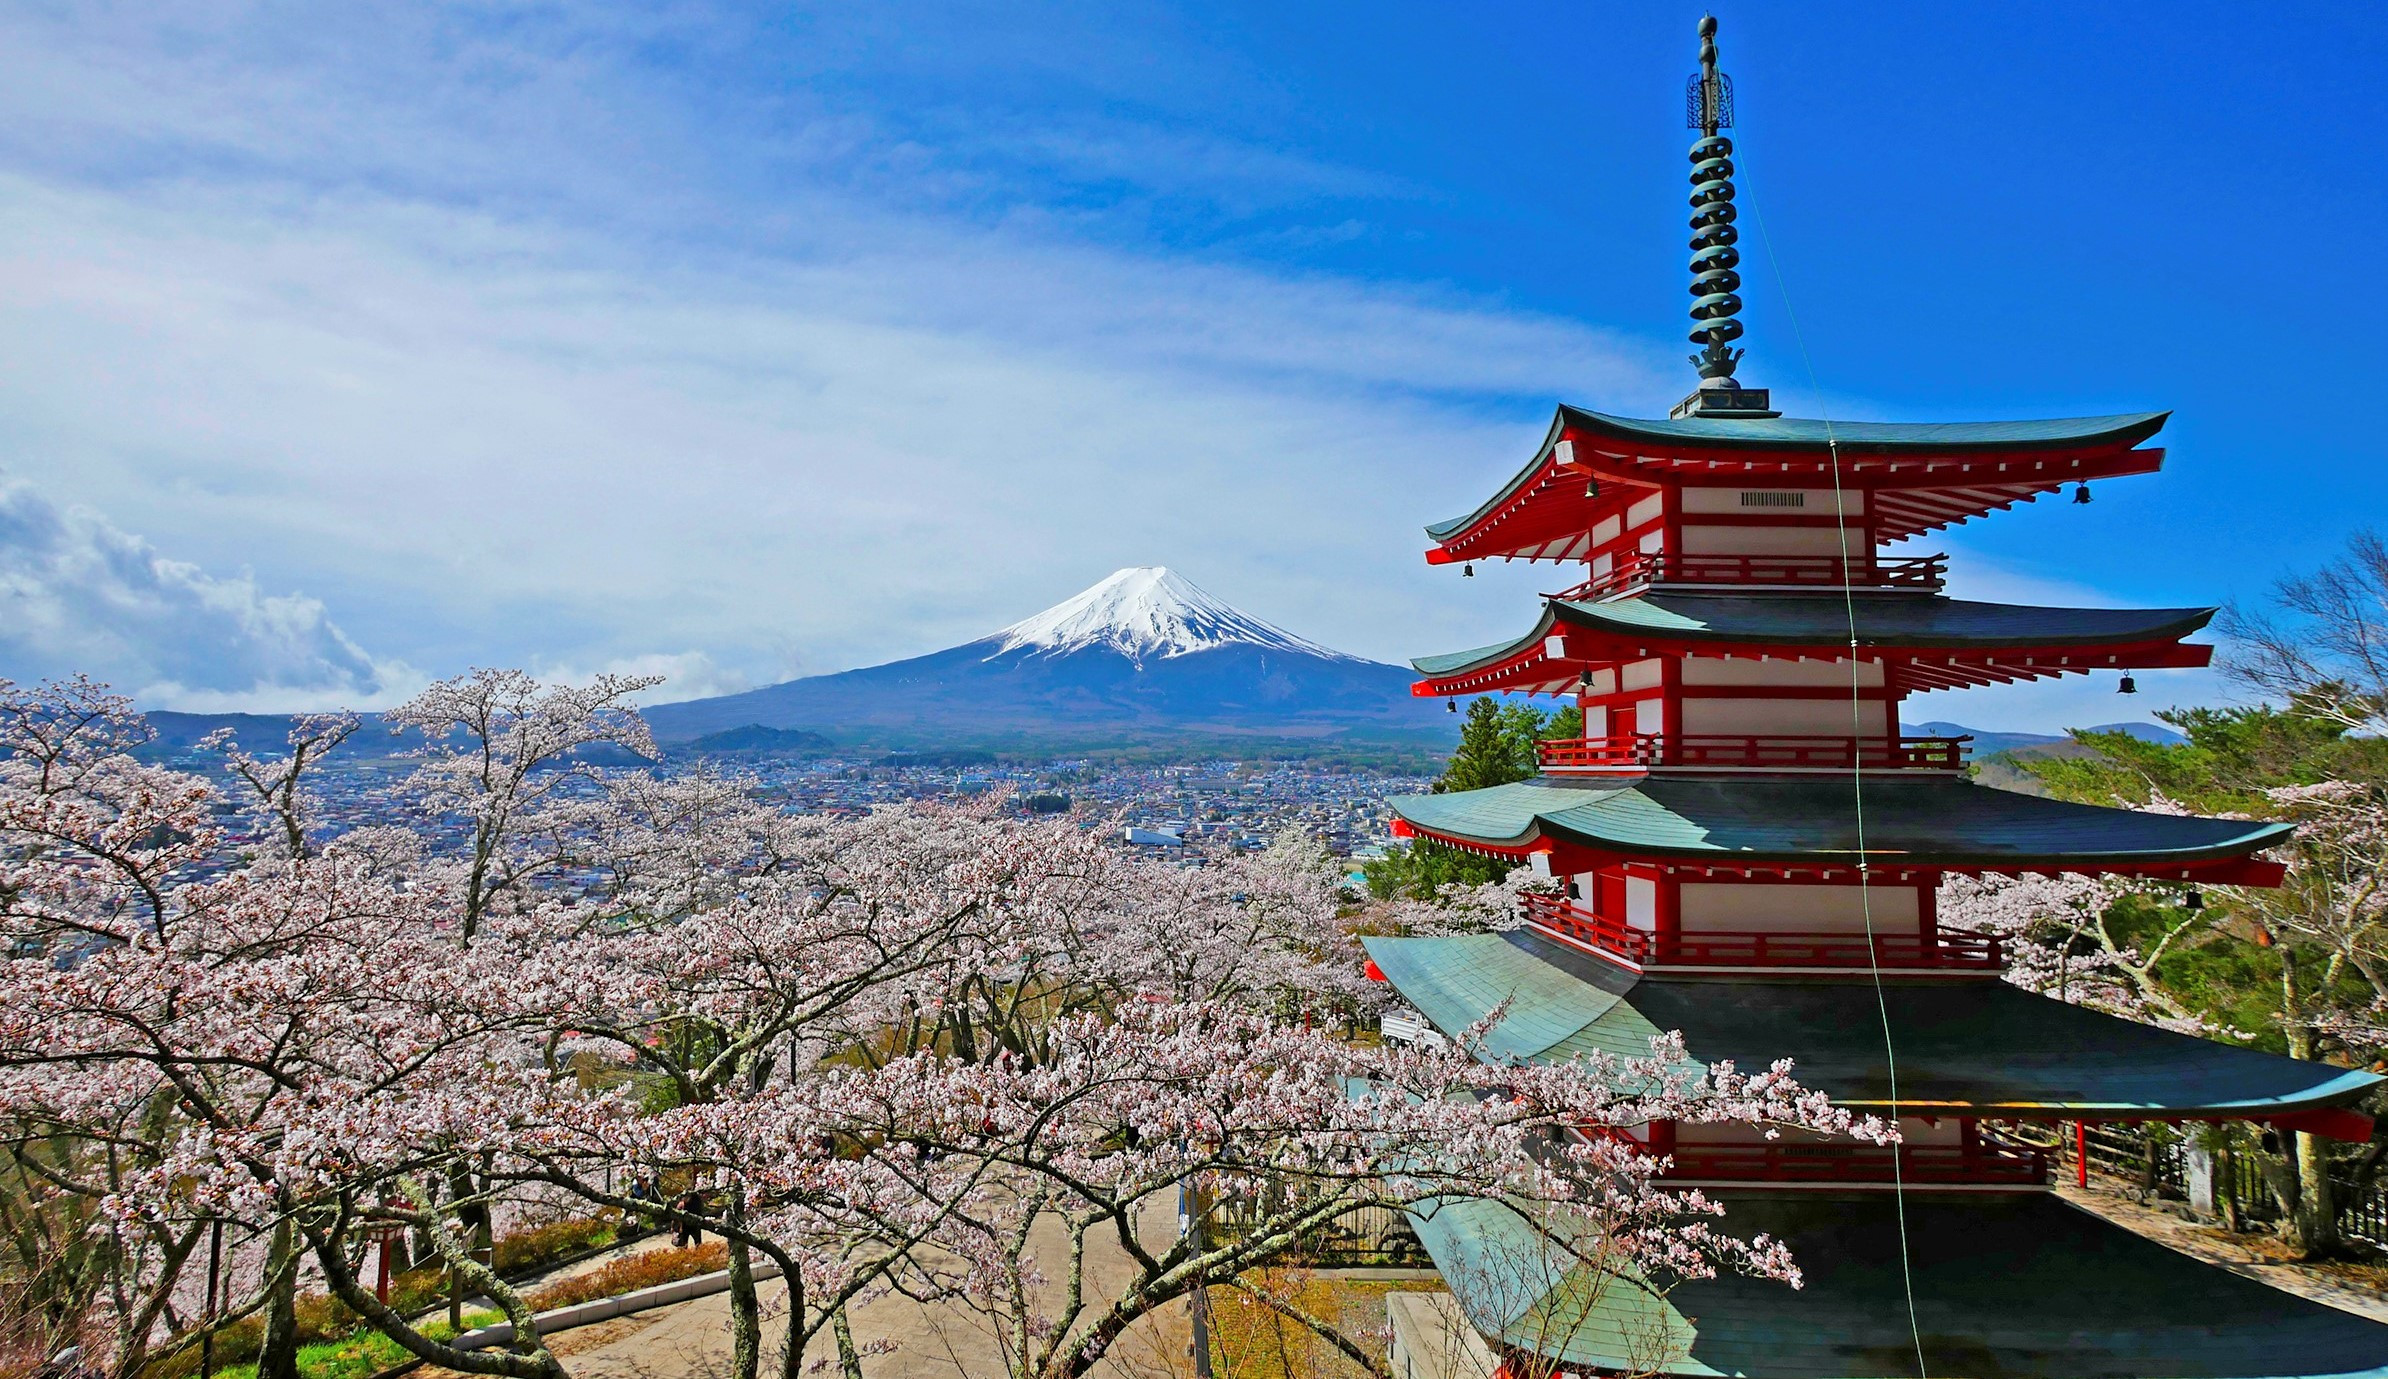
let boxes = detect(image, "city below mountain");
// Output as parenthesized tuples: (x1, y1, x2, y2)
(641, 567, 1436, 751)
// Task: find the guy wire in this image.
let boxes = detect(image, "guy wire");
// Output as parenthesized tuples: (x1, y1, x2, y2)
(1736, 150, 1931, 1379)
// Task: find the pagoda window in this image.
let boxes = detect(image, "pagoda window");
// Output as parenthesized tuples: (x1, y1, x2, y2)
(1579, 703, 1608, 739)
(1677, 880, 1923, 936)
(1677, 488, 1864, 515)
(1628, 697, 1666, 735)
(1620, 658, 1666, 691)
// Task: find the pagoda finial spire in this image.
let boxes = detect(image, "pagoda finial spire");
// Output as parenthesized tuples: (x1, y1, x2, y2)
(1671, 15, 1775, 419)
(1687, 15, 1741, 385)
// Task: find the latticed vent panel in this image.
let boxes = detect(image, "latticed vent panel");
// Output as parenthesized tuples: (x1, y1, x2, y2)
(1738, 491, 1807, 508)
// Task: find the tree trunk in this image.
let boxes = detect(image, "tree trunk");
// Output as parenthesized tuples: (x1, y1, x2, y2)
(2295, 1129, 2341, 1258)
(726, 1186, 761, 1379)
(255, 1218, 301, 1379)
(2282, 1015, 2342, 1256)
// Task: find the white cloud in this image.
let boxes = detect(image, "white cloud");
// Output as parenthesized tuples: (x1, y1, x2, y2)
(0, 475, 410, 710)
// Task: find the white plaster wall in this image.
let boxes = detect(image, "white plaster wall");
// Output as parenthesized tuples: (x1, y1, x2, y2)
(1625, 876, 1658, 932)
(1680, 697, 1888, 736)
(1679, 524, 1866, 556)
(1681, 657, 1885, 687)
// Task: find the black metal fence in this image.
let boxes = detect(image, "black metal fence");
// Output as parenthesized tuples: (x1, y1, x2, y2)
(1197, 1183, 1430, 1268)
(1990, 1118, 2388, 1248)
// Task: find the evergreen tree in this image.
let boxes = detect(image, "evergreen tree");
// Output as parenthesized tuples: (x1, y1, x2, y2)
(1365, 697, 1581, 899)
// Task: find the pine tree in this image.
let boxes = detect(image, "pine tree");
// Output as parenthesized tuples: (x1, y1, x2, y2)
(1366, 697, 1580, 898)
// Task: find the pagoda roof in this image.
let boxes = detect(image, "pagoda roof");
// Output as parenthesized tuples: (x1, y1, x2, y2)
(1361, 930, 2375, 1115)
(1409, 1188, 2388, 1378)
(1417, 594, 2212, 674)
(1554, 404, 2171, 456)
(1387, 775, 2290, 878)
(1425, 406, 2169, 561)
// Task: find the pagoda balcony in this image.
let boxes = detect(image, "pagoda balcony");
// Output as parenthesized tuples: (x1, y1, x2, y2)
(1660, 1140, 2052, 1186)
(1535, 731, 1971, 774)
(1521, 892, 2007, 972)
(1548, 552, 1948, 602)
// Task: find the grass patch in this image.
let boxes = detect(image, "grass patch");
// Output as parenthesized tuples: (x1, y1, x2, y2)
(199, 1311, 504, 1379)
(1207, 1273, 1405, 1379)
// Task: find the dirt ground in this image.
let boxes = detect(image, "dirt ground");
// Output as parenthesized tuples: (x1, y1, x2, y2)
(2059, 1180, 2388, 1322)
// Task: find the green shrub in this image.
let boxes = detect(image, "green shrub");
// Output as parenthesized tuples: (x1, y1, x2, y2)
(493, 1217, 615, 1274)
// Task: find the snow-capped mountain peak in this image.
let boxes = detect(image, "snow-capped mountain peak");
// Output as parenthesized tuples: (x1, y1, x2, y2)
(987, 567, 1357, 663)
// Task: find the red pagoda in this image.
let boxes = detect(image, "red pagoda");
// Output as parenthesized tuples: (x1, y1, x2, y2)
(1362, 18, 2388, 1378)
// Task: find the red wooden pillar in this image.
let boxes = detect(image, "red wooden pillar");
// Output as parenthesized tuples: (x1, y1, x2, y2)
(2076, 1121, 2090, 1188)
(1655, 868, 1681, 960)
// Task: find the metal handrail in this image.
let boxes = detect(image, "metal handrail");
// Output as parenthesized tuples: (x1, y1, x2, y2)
(1662, 1141, 2051, 1185)
(1536, 732, 1971, 772)
(1521, 894, 2006, 971)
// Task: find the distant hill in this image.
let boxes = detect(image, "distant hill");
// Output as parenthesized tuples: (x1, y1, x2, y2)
(1907, 719, 2187, 795)
(1904, 720, 2186, 757)
(642, 568, 1446, 751)
(682, 725, 834, 758)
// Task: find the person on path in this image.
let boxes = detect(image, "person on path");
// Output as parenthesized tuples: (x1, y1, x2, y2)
(670, 1190, 705, 1247)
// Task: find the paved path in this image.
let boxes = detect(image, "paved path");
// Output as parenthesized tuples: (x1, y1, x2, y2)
(2059, 1183, 2388, 1323)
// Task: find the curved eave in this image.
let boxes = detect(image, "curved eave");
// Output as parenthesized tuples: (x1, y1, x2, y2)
(1363, 931, 2379, 1119)
(1387, 777, 2295, 875)
(1424, 408, 2171, 562)
(1410, 597, 2217, 697)
(1554, 594, 2216, 650)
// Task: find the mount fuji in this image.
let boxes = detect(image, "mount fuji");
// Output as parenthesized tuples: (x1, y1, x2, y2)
(643, 568, 1440, 749)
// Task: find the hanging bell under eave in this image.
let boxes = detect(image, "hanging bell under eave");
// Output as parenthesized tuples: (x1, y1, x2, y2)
(2073, 483, 2092, 504)
(1462, 563, 1475, 578)
(1585, 477, 1601, 499)
(2118, 673, 2138, 694)
(1447, 699, 1458, 713)
(2183, 889, 2204, 911)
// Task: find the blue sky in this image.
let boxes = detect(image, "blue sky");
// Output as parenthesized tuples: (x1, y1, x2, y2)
(0, 1, 2376, 730)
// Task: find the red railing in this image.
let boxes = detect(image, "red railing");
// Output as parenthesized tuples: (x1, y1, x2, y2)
(1522, 892, 1653, 963)
(1662, 1141, 2051, 1186)
(1549, 552, 1947, 602)
(1521, 893, 2006, 971)
(1536, 733, 1970, 772)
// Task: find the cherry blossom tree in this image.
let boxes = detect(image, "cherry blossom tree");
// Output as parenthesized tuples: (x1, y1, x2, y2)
(1, 671, 1883, 1379)
(811, 1002, 1880, 1379)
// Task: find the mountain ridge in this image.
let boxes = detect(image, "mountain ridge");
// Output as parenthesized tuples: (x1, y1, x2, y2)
(642, 567, 1434, 748)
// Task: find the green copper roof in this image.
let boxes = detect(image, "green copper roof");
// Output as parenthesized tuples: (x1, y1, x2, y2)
(1424, 406, 2169, 542)
(1411, 1189, 2388, 1378)
(1388, 774, 2291, 867)
(1412, 595, 2215, 676)
(1363, 930, 2379, 1114)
